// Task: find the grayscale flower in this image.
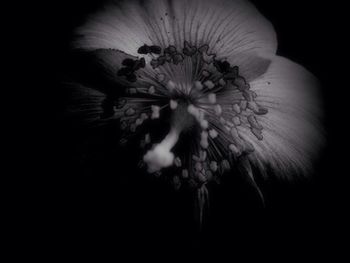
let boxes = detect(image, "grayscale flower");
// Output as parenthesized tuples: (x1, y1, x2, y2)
(72, 0, 324, 225)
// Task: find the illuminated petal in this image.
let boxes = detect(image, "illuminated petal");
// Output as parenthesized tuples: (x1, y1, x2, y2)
(75, 0, 277, 57)
(245, 56, 324, 179)
(226, 52, 272, 82)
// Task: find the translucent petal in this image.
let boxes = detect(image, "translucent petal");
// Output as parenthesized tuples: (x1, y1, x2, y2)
(75, 0, 277, 58)
(247, 56, 324, 179)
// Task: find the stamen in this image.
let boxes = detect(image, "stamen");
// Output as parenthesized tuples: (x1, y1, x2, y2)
(232, 116, 241, 126)
(240, 100, 247, 110)
(251, 128, 263, 140)
(221, 159, 231, 172)
(229, 143, 241, 156)
(125, 107, 136, 116)
(208, 93, 216, 104)
(156, 73, 166, 83)
(219, 78, 226, 86)
(247, 115, 263, 130)
(183, 41, 197, 56)
(195, 162, 203, 171)
(201, 70, 210, 77)
(204, 80, 215, 90)
(209, 129, 218, 139)
(210, 161, 218, 172)
(214, 105, 222, 116)
(135, 118, 143, 126)
(194, 81, 203, 90)
(148, 86, 155, 94)
(170, 99, 178, 110)
(199, 150, 207, 161)
(140, 113, 149, 120)
(182, 169, 189, 178)
(167, 80, 176, 92)
(151, 105, 160, 119)
(145, 133, 151, 144)
(174, 157, 182, 167)
(192, 154, 200, 162)
(232, 104, 241, 114)
(116, 42, 267, 187)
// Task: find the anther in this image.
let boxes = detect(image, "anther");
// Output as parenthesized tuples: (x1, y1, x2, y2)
(148, 86, 155, 94)
(174, 157, 182, 167)
(229, 143, 241, 156)
(182, 169, 189, 178)
(221, 159, 231, 172)
(156, 73, 166, 82)
(170, 99, 178, 110)
(251, 128, 263, 140)
(232, 116, 241, 126)
(214, 105, 222, 115)
(232, 104, 241, 114)
(167, 80, 176, 91)
(204, 80, 215, 90)
(247, 115, 263, 130)
(199, 150, 207, 161)
(183, 41, 197, 56)
(125, 107, 136, 116)
(210, 161, 218, 172)
(201, 70, 210, 77)
(194, 81, 203, 90)
(209, 129, 218, 139)
(151, 105, 160, 119)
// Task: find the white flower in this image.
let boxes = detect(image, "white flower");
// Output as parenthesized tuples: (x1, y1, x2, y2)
(73, 0, 324, 222)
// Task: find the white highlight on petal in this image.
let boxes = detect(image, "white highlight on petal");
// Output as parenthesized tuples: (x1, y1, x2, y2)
(248, 56, 324, 179)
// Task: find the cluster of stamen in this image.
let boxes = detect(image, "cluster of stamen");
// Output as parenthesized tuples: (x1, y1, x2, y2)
(112, 41, 268, 190)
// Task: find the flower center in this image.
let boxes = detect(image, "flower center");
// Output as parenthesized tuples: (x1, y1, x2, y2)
(114, 41, 268, 186)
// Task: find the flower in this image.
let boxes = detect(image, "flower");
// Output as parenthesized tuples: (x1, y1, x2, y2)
(72, 0, 324, 224)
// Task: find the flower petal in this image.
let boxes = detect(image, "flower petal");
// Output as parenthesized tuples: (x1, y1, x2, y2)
(246, 56, 324, 179)
(75, 0, 277, 57)
(229, 52, 272, 82)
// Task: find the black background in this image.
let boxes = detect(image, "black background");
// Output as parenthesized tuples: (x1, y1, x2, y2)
(31, 0, 348, 259)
